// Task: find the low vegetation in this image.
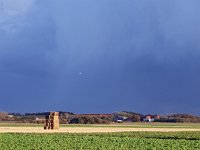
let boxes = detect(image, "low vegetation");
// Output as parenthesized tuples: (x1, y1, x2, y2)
(1, 132, 200, 149)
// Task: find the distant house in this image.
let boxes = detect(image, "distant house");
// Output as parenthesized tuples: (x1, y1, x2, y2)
(35, 117, 44, 121)
(143, 115, 160, 122)
(8, 115, 14, 118)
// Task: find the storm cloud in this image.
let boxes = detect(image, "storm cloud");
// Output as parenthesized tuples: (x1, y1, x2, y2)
(0, 0, 200, 114)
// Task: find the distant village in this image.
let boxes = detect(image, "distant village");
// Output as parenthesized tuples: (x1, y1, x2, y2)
(1, 111, 200, 124)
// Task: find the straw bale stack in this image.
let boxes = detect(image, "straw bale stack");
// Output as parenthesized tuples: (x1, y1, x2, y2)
(44, 112, 59, 130)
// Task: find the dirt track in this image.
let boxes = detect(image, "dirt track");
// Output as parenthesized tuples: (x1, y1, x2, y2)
(1, 127, 200, 133)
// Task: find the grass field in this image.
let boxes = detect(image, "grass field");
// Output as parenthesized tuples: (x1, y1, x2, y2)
(1, 123, 200, 149)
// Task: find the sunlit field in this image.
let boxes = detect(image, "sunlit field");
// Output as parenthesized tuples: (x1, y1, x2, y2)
(1, 123, 200, 149)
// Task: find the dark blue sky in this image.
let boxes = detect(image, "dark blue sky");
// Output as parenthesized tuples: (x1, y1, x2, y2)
(0, 0, 200, 114)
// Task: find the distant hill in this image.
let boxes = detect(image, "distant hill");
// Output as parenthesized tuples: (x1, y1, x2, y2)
(1, 111, 200, 124)
(159, 114, 200, 123)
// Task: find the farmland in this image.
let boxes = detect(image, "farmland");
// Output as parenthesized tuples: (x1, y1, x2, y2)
(1, 123, 200, 149)
(1, 132, 200, 150)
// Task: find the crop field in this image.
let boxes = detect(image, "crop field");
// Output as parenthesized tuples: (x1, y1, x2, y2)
(0, 123, 200, 149)
(1, 132, 200, 150)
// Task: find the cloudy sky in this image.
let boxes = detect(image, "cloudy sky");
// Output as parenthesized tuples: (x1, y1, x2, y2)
(0, 0, 200, 114)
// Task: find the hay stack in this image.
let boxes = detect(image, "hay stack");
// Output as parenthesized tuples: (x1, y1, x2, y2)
(44, 112, 59, 130)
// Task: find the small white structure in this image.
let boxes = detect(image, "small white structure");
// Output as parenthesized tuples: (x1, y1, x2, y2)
(143, 115, 155, 122)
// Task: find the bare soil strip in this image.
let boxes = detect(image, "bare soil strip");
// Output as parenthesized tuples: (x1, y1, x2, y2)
(1, 127, 200, 133)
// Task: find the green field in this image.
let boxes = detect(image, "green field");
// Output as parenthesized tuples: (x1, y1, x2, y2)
(1, 123, 200, 149)
(62, 122, 200, 129)
(1, 132, 200, 150)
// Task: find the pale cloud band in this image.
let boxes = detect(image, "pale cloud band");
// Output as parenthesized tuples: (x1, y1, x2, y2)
(0, 0, 35, 33)
(0, 0, 34, 14)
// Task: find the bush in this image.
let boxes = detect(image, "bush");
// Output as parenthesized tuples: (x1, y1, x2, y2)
(69, 116, 112, 124)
